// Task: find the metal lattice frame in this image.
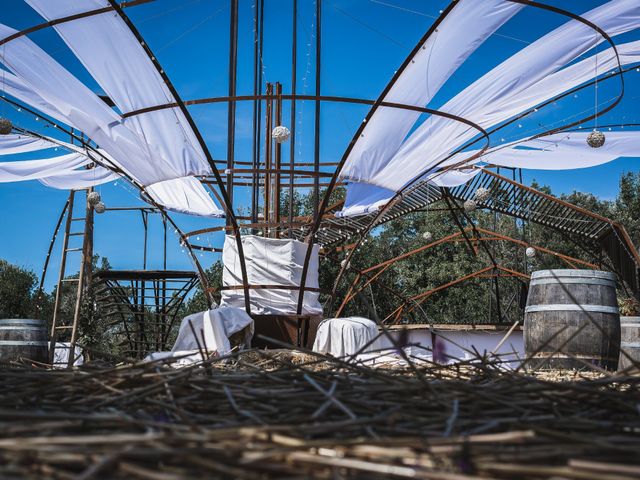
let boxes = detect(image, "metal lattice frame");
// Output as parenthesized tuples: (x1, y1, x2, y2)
(93, 270, 198, 359)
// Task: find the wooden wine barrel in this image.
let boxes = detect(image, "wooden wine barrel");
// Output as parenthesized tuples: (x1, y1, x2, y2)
(524, 270, 620, 371)
(0, 319, 49, 364)
(619, 316, 640, 371)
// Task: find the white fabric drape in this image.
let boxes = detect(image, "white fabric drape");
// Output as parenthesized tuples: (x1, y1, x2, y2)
(0, 133, 58, 155)
(145, 176, 224, 217)
(171, 308, 254, 356)
(313, 317, 379, 357)
(0, 21, 223, 215)
(39, 166, 119, 189)
(0, 152, 88, 182)
(220, 235, 322, 315)
(26, 0, 211, 180)
(482, 131, 640, 170)
(340, 0, 523, 183)
(344, 0, 640, 192)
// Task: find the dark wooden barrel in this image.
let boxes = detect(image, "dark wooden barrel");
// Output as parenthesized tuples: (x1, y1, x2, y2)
(619, 316, 640, 371)
(524, 270, 620, 371)
(0, 319, 49, 364)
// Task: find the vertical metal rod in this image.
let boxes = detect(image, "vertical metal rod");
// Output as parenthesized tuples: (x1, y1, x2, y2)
(264, 82, 273, 234)
(227, 0, 239, 223)
(289, 0, 297, 235)
(313, 0, 322, 220)
(274, 82, 283, 236)
(142, 211, 148, 270)
(251, 0, 265, 227)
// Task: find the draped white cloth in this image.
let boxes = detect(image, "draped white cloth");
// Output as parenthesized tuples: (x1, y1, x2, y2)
(145, 176, 224, 217)
(0, 133, 59, 155)
(0, 152, 89, 182)
(343, 0, 640, 192)
(0, 18, 221, 214)
(220, 235, 322, 315)
(39, 166, 119, 189)
(340, 0, 523, 183)
(171, 308, 254, 356)
(482, 131, 640, 170)
(313, 317, 379, 357)
(26, 0, 211, 180)
(337, 168, 481, 218)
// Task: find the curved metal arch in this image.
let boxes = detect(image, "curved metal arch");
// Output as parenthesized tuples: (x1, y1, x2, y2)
(384, 264, 530, 324)
(106, 0, 251, 313)
(317, 0, 627, 317)
(336, 226, 600, 318)
(3, 100, 211, 294)
(0, 0, 151, 48)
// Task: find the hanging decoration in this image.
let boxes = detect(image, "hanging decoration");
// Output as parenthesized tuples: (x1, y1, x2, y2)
(0, 118, 12, 135)
(94, 201, 106, 214)
(422, 231, 433, 241)
(341, 259, 350, 270)
(271, 125, 291, 143)
(464, 199, 477, 212)
(526, 246, 536, 258)
(587, 129, 605, 148)
(474, 187, 490, 202)
(87, 191, 101, 206)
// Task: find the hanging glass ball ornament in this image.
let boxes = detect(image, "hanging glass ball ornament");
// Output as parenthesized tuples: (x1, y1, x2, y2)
(526, 246, 536, 258)
(94, 201, 106, 214)
(0, 118, 12, 135)
(464, 199, 477, 212)
(87, 191, 101, 206)
(341, 259, 350, 270)
(271, 125, 291, 143)
(474, 187, 490, 203)
(587, 129, 605, 148)
(422, 231, 433, 241)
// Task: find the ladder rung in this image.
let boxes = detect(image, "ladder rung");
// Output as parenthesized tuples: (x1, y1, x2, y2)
(55, 326, 74, 330)
(61, 278, 79, 283)
(70, 218, 85, 222)
(68, 232, 85, 237)
(65, 248, 83, 252)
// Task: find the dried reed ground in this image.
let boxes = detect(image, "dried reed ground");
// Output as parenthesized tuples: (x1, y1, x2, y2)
(0, 349, 638, 479)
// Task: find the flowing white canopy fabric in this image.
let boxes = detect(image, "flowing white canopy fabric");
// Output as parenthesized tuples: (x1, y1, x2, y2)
(481, 131, 640, 170)
(340, 0, 523, 183)
(0, 152, 89, 182)
(0, 11, 222, 216)
(25, 0, 211, 181)
(39, 166, 119, 189)
(337, 0, 640, 217)
(370, 0, 640, 192)
(146, 176, 224, 218)
(0, 133, 59, 155)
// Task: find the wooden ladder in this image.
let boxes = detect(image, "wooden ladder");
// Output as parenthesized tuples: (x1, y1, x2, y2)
(49, 189, 94, 367)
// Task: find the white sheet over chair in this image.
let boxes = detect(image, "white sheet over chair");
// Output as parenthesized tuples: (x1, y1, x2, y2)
(26, 0, 211, 180)
(340, 0, 523, 184)
(0, 152, 88, 182)
(145, 176, 224, 217)
(354, 0, 640, 192)
(313, 317, 379, 357)
(0, 133, 59, 155)
(172, 307, 254, 356)
(39, 166, 119, 189)
(220, 235, 322, 315)
(483, 131, 640, 170)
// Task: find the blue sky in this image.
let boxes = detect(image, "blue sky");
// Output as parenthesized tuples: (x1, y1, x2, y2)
(0, 0, 638, 290)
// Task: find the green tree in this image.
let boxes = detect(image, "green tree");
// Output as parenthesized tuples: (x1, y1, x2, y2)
(0, 259, 40, 318)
